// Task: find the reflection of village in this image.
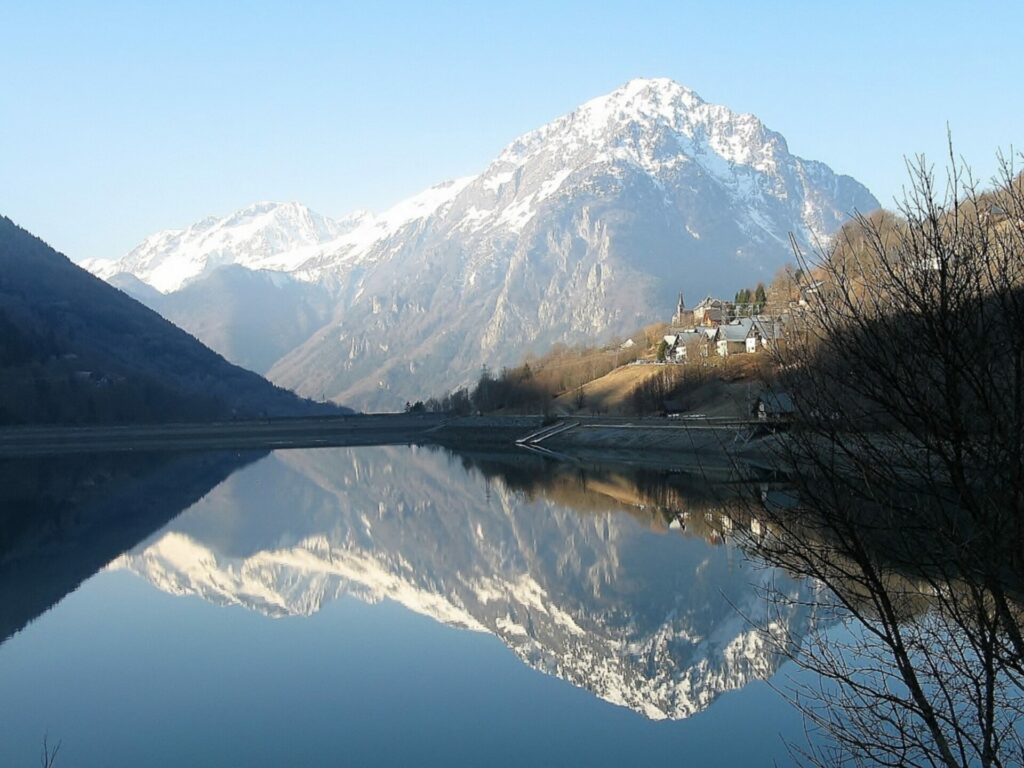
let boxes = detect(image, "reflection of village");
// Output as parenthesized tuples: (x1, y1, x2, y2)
(593, 468, 786, 551)
(462, 449, 785, 551)
(467, 449, 1018, 625)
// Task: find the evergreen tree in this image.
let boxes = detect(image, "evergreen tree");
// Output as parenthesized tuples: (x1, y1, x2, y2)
(754, 282, 767, 312)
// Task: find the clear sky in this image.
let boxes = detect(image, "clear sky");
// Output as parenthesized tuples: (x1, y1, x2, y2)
(2, 0, 1021, 263)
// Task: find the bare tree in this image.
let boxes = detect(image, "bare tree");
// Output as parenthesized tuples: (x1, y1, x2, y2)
(741, 150, 1024, 767)
(574, 383, 586, 411)
(40, 735, 60, 768)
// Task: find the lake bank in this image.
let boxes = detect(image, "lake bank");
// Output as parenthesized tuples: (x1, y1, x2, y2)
(0, 413, 447, 457)
(0, 412, 781, 460)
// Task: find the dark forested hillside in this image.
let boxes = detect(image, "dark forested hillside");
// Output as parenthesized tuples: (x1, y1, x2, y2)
(0, 216, 341, 424)
(0, 449, 265, 641)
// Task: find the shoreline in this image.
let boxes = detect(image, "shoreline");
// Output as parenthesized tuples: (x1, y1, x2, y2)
(0, 412, 780, 459)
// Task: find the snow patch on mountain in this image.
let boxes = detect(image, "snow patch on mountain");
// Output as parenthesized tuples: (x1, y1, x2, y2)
(87, 201, 351, 292)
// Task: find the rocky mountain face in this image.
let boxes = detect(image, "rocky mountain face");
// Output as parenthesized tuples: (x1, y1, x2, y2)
(89, 78, 878, 410)
(112, 446, 812, 720)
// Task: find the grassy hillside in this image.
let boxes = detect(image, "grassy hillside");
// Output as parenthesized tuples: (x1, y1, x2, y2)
(553, 355, 767, 418)
(552, 365, 664, 413)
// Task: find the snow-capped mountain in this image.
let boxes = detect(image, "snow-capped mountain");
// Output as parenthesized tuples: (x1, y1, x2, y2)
(90, 78, 878, 409)
(85, 201, 354, 293)
(87, 179, 476, 294)
(111, 446, 812, 720)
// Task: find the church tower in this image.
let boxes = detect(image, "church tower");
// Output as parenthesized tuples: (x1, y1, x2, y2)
(673, 292, 687, 326)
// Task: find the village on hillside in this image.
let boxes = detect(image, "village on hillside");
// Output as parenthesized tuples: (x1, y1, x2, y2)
(415, 268, 821, 418)
(649, 276, 820, 365)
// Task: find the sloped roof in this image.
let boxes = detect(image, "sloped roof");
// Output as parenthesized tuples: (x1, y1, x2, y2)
(695, 295, 725, 309)
(675, 330, 705, 344)
(752, 316, 785, 340)
(717, 318, 754, 342)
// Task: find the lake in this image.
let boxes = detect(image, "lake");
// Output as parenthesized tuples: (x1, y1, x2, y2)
(0, 445, 817, 766)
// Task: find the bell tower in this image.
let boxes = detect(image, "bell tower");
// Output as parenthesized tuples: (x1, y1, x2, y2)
(673, 292, 686, 325)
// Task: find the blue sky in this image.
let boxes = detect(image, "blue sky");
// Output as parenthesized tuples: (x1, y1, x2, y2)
(2, 1, 1021, 263)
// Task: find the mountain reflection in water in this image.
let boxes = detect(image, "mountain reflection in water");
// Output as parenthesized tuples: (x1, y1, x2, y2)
(96, 445, 810, 720)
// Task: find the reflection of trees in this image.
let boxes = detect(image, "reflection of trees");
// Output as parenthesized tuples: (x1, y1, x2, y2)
(745, 154, 1024, 767)
(735, 487, 1024, 768)
(0, 450, 262, 643)
(450, 423, 1024, 766)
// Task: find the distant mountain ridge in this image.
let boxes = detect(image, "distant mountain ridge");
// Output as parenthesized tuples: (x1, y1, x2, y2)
(84, 182, 474, 294)
(85, 200, 353, 293)
(112, 265, 335, 376)
(87, 78, 879, 410)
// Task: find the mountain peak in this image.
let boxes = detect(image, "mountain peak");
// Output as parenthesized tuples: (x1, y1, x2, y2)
(604, 76, 705, 105)
(236, 200, 294, 215)
(568, 77, 707, 134)
(226, 200, 327, 225)
(495, 77, 779, 176)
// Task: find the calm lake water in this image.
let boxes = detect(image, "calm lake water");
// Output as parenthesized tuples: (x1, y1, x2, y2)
(0, 445, 815, 767)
